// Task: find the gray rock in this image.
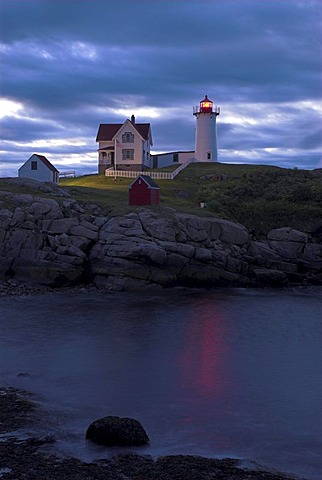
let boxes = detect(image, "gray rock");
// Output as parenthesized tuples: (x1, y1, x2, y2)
(303, 243, 322, 260)
(266, 260, 298, 273)
(0, 186, 321, 290)
(142, 243, 167, 266)
(86, 416, 149, 446)
(267, 227, 308, 243)
(195, 247, 213, 262)
(9, 208, 26, 226)
(253, 268, 288, 287)
(268, 240, 305, 260)
(249, 241, 283, 263)
(160, 241, 195, 259)
(27, 199, 60, 217)
(56, 245, 86, 259)
(219, 219, 250, 246)
(10, 194, 34, 205)
(70, 225, 98, 240)
(139, 211, 177, 242)
(165, 252, 188, 273)
(48, 217, 79, 234)
(149, 266, 177, 286)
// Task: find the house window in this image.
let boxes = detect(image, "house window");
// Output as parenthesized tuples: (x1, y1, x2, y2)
(122, 149, 134, 160)
(101, 152, 107, 159)
(173, 153, 179, 163)
(31, 161, 37, 170)
(207, 152, 212, 160)
(122, 132, 134, 143)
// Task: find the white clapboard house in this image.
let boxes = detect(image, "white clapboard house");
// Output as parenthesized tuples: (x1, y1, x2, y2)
(18, 154, 59, 184)
(96, 115, 153, 174)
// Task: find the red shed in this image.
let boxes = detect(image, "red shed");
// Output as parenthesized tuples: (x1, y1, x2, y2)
(128, 175, 160, 206)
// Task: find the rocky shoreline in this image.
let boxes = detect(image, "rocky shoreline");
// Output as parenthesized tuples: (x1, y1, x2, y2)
(0, 178, 321, 291)
(0, 387, 307, 480)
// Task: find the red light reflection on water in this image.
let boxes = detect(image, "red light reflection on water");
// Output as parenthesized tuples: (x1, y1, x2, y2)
(178, 298, 230, 400)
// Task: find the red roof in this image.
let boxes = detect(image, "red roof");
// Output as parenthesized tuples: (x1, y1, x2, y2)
(34, 154, 59, 172)
(96, 122, 151, 142)
(201, 94, 213, 104)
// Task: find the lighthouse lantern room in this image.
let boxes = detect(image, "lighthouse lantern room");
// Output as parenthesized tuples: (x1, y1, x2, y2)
(193, 95, 220, 162)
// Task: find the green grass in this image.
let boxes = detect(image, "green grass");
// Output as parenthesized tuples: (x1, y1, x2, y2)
(60, 163, 322, 237)
(2, 163, 322, 238)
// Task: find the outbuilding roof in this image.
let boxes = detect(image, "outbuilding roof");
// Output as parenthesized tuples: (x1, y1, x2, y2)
(129, 175, 160, 189)
(35, 154, 59, 172)
(19, 154, 59, 173)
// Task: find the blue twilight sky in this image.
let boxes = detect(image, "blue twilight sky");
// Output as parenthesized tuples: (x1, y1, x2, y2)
(0, 0, 321, 177)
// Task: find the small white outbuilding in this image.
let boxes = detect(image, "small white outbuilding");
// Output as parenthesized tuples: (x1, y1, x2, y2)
(18, 154, 59, 184)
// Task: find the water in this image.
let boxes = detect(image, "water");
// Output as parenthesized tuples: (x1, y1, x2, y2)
(0, 288, 321, 479)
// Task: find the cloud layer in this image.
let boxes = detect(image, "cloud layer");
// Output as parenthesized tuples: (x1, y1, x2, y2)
(1, 0, 321, 176)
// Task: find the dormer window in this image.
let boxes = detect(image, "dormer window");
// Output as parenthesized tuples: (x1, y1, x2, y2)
(122, 132, 134, 143)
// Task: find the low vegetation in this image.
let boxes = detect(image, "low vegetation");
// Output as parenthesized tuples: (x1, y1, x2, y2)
(1, 163, 321, 239)
(59, 163, 322, 238)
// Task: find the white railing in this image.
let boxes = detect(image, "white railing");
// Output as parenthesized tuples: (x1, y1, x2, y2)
(105, 170, 173, 180)
(193, 106, 220, 114)
(172, 157, 197, 178)
(105, 158, 197, 180)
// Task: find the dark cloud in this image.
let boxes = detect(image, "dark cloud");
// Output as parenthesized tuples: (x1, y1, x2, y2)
(0, 0, 321, 175)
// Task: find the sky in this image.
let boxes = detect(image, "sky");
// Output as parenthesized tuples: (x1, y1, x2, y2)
(0, 0, 321, 177)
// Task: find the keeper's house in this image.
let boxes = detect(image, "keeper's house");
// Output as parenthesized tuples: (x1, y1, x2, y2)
(128, 175, 160, 206)
(96, 115, 153, 174)
(18, 154, 59, 184)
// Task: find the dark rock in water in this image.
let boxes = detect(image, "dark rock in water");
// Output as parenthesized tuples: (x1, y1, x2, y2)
(86, 416, 149, 446)
(0, 387, 36, 433)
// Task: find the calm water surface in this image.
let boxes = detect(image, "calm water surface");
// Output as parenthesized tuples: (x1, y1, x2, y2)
(0, 288, 321, 479)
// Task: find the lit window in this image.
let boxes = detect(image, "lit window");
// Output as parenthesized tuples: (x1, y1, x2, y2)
(122, 132, 134, 143)
(31, 161, 37, 170)
(122, 149, 134, 160)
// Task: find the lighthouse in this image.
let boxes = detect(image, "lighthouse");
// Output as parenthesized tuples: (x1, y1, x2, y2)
(193, 95, 220, 162)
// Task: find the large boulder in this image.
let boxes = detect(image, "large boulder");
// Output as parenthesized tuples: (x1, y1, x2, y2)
(253, 268, 288, 287)
(267, 227, 308, 260)
(86, 416, 149, 446)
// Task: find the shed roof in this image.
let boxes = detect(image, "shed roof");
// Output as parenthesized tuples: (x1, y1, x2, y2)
(35, 154, 59, 172)
(20, 154, 59, 173)
(129, 175, 160, 189)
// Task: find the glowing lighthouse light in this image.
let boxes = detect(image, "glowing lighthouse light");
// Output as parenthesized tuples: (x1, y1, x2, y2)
(200, 96, 213, 112)
(193, 95, 220, 162)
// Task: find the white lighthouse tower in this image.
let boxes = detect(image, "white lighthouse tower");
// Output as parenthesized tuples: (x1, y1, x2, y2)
(193, 95, 220, 162)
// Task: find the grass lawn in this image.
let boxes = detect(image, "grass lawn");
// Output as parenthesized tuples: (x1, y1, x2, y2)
(1, 162, 321, 238)
(60, 163, 322, 237)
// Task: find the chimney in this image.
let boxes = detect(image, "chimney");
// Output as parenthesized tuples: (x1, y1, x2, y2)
(131, 114, 135, 124)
